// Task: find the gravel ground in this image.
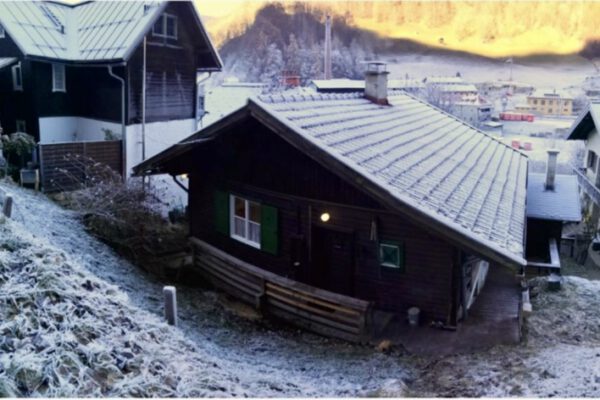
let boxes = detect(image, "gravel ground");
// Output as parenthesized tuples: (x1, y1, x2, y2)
(2, 180, 600, 397)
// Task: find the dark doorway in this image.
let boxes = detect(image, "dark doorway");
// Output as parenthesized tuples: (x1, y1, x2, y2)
(311, 226, 355, 296)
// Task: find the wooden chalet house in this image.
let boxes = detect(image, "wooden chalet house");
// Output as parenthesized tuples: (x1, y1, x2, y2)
(132, 63, 542, 342)
(0, 0, 221, 183)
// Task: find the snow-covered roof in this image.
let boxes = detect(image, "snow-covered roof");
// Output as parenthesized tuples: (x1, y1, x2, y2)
(526, 173, 581, 222)
(439, 84, 478, 93)
(311, 79, 424, 92)
(529, 89, 573, 100)
(0, 57, 17, 70)
(425, 76, 464, 84)
(0, 1, 221, 66)
(567, 103, 600, 140)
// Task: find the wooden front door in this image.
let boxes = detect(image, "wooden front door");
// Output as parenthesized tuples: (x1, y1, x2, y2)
(311, 226, 355, 296)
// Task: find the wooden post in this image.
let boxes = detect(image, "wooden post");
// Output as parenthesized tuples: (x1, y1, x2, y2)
(163, 286, 178, 326)
(3, 195, 13, 218)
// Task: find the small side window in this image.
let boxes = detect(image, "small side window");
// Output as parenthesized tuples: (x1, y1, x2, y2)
(12, 62, 22, 91)
(52, 63, 66, 92)
(379, 241, 404, 270)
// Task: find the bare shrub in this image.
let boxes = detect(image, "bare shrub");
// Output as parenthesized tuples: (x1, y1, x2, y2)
(53, 154, 187, 274)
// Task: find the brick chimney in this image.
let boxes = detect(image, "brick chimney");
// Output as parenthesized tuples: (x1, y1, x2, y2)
(364, 61, 389, 105)
(545, 149, 560, 191)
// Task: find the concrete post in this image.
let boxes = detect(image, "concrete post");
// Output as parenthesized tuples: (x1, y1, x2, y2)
(2, 195, 12, 218)
(163, 286, 177, 326)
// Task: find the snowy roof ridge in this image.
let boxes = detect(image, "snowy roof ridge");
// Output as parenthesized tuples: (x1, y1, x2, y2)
(252, 91, 528, 265)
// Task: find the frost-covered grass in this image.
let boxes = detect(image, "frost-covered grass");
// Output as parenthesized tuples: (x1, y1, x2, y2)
(0, 219, 245, 397)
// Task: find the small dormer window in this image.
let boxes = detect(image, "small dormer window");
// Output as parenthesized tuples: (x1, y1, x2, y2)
(52, 63, 66, 92)
(0, 24, 5, 39)
(152, 14, 177, 40)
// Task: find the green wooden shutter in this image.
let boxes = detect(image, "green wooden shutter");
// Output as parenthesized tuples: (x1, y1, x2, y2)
(261, 204, 278, 255)
(214, 190, 229, 235)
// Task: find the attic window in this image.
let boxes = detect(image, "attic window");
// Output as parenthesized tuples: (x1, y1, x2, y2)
(52, 63, 66, 92)
(152, 14, 177, 40)
(0, 25, 5, 39)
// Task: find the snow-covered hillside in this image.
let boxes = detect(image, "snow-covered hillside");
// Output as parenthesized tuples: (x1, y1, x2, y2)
(1, 180, 599, 397)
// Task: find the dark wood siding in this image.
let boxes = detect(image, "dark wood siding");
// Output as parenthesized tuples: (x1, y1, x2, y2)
(127, 3, 202, 124)
(187, 118, 457, 323)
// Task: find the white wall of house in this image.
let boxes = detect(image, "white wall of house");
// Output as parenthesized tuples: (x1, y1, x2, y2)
(39, 117, 121, 143)
(125, 118, 197, 209)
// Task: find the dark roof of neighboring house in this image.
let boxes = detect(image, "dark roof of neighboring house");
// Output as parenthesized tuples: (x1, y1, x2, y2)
(567, 103, 600, 140)
(0, 1, 221, 67)
(134, 91, 529, 266)
(526, 173, 581, 222)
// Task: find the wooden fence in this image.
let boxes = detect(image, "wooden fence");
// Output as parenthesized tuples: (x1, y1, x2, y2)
(190, 238, 373, 342)
(38, 140, 122, 193)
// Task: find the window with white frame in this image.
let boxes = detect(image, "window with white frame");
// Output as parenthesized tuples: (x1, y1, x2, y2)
(152, 13, 177, 40)
(0, 24, 5, 39)
(16, 120, 26, 133)
(12, 62, 22, 91)
(230, 195, 261, 248)
(52, 63, 66, 92)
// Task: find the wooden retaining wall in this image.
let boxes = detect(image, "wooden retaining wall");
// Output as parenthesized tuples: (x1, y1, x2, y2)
(39, 140, 122, 193)
(190, 238, 373, 342)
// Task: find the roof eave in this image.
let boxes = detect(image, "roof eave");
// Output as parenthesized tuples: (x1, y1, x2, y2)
(132, 106, 249, 176)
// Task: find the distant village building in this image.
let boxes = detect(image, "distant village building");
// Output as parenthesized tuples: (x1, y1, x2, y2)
(527, 90, 573, 116)
(480, 80, 534, 96)
(0, 0, 221, 185)
(449, 101, 493, 127)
